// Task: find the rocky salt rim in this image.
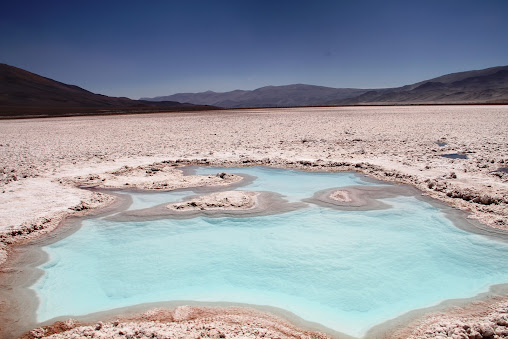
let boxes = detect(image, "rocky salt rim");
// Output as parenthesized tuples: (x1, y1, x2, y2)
(303, 185, 413, 211)
(67, 164, 245, 192)
(21, 304, 340, 339)
(107, 190, 306, 222)
(166, 190, 259, 211)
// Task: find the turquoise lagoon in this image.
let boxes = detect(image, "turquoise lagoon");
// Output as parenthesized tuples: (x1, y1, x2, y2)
(33, 167, 508, 337)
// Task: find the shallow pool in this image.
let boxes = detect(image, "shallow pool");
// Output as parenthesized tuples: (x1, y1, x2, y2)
(32, 167, 508, 337)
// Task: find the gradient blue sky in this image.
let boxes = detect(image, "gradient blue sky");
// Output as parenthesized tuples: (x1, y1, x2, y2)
(1, 0, 507, 99)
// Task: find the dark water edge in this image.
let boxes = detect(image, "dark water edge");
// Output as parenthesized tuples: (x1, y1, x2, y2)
(441, 153, 468, 159)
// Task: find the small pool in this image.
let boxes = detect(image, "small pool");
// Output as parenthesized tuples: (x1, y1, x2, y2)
(32, 167, 508, 337)
(441, 153, 468, 159)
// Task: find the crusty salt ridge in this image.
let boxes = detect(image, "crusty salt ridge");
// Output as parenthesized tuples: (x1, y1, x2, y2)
(24, 306, 330, 339)
(0, 185, 115, 264)
(303, 185, 412, 211)
(0, 105, 507, 337)
(330, 190, 353, 202)
(386, 298, 508, 339)
(167, 191, 258, 211)
(106, 190, 304, 222)
(67, 163, 242, 191)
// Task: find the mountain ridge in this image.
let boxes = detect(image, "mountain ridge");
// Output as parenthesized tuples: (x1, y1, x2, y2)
(0, 63, 218, 118)
(330, 66, 508, 105)
(2, 63, 507, 118)
(144, 65, 508, 107)
(142, 84, 372, 108)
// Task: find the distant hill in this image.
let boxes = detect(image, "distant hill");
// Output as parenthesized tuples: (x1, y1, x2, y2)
(3, 63, 506, 117)
(327, 66, 508, 105)
(144, 65, 508, 107)
(142, 84, 372, 108)
(0, 63, 217, 118)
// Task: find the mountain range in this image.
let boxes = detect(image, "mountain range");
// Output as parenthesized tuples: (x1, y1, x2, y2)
(1, 63, 507, 119)
(0, 63, 217, 118)
(143, 85, 372, 108)
(144, 65, 508, 107)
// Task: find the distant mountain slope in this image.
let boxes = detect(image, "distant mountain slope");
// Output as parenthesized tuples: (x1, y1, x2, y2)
(145, 65, 508, 108)
(328, 66, 508, 105)
(4, 63, 506, 117)
(0, 63, 216, 118)
(143, 84, 371, 108)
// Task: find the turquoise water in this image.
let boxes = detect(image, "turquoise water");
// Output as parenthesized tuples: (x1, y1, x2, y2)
(33, 167, 508, 337)
(126, 190, 192, 210)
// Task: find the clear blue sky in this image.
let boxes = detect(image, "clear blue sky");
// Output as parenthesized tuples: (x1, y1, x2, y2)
(1, 0, 507, 99)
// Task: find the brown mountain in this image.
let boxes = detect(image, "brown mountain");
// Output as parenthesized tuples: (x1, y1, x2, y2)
(4, 63, 506, 117)
(144, 65, 508, 108)
(0, 63, 217, 118)
(328, 65, 508, 105)
(142, 84, 372, 108)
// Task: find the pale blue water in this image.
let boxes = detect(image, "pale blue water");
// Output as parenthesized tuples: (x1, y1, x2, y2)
(32, 167, 508, 337)
(126, 190, 192, 210)
(194, 166, 374, 202)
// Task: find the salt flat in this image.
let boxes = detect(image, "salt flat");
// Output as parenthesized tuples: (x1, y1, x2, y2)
(1, 105, 507, 338)
(1, 106, 506, 231)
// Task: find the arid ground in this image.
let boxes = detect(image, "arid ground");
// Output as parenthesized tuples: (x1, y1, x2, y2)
(1, 105, 507, 338)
